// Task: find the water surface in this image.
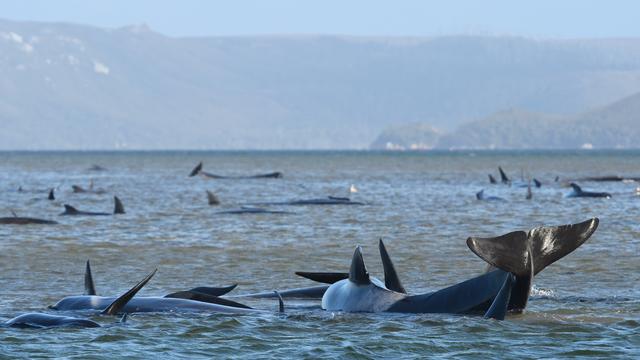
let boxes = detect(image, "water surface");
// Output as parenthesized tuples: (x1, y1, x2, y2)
(0, 150, 638, 358)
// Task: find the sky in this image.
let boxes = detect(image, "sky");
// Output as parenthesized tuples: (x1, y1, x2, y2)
(1, 0, 640, 38)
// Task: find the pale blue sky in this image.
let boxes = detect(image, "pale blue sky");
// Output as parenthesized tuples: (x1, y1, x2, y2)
(1, 0, 639, 38)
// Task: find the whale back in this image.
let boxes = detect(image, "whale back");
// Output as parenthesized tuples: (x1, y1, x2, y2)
(63, 204, 80, 215)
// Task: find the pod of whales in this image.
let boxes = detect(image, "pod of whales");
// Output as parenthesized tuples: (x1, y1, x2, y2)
(51, 261, 283, 314)
(61, 196, 125, 216)
(294, 218, 597, 320)
(189, 162, 283, 179)
(567, 183, 612, 198)
(4, 269, 156, 328)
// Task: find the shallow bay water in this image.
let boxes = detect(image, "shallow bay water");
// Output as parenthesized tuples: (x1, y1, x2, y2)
(0, 150, 638, 359)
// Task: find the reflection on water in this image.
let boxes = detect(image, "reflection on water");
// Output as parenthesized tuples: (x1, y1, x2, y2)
(0, 150, 638, 358)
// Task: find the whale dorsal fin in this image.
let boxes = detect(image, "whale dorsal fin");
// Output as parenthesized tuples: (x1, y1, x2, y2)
(63, 205, 79, 214)
(206, 190, 220, 205)
(570, 183, 582, 194)
(476, 189, 484, 200)
(378, 239, 406, 294)
(72, 185, 84, 193)
(84, 260, 97, 295)
(48, 188, 55, 200)
(295, 272, 349, 284)
(101, 268, 156, 315)
(498, 167, 509, 183)
(488, 174, 497, 184)
(275, 291, 284, 313)
(466, 231, 530, 276)
(349, 246, 370, 285)
(114, 196, 125, 214)
(189, 162, 203, 177)
(533, 178, 542, 188)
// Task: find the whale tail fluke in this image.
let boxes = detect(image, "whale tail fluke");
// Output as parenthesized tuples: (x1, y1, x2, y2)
(378, 239, 406, 293)
(63, 204, 79, 215)
(189, 162, 203, 177)
(114, 196, 125, 214)
(206, 190, 220, 205)
(101, 269, 157, 315)
(483, 273, 514, 320)
(85, 260, 97, 295)
(467, 218, 598, 277)
(527, 218, 599, 275)
(48, 188, 55, 200)
(349, 246, 370, 285)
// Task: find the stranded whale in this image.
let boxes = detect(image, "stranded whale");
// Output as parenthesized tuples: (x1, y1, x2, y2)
(567, 183, 612, 198)
(189, 162, 282, 179)
(0, 211, 58, 225)
(298, 219, 597, 320)
(476, 190, 505, 201)
(253, 196, 365, 206)
(61, 196, 125, 216)
(4, 269, 155, 328)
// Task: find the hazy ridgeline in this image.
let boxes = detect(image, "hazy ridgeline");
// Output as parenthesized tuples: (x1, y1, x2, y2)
(2, 18, 640, 149)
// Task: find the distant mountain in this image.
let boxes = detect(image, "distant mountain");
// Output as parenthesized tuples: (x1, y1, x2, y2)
(2, 18, 640, 149)
(379, 91, 640, 149)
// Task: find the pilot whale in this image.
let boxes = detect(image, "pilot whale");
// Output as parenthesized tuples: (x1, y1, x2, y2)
(476, 190, 505, 201)
(567, 183, 611, 198)
(52, 262, 283, 314)
(189, 162, 282, 179)
(0, 212, 58, 225)
(253, 196, 364, 206)
(298, 219, 597, 320)
(4, 269, 156, 328)
(216, 206, 293, 215)
(72, 180, 107, 194)
(61, 196, 125, 216)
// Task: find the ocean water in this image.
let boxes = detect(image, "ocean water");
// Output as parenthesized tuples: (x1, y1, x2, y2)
(0, 150, 638, 359)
